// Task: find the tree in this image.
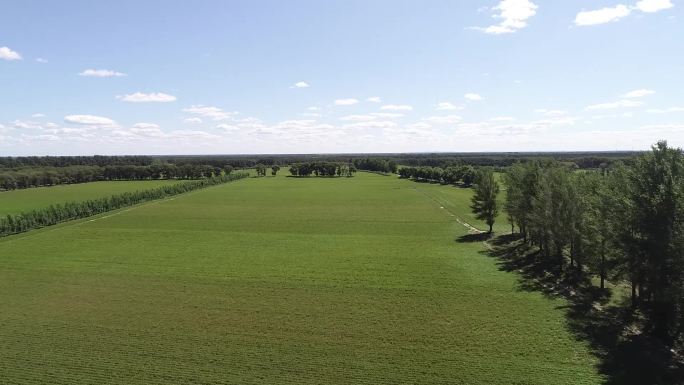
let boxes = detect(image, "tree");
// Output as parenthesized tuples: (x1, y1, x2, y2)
(255, 164, 267, 177)
(471, 169, 500, 233)
(271, 165, 280, 176)
(461, 166, 476, 186)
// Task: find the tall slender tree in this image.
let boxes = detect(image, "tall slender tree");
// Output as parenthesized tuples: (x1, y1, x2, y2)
(471, 168, 500, 233)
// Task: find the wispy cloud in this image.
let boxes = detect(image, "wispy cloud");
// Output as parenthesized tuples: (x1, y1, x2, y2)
(464, 93, 484, 101)
(575, 0, 673, 26)
(472, 0, 538, 34)
(435, 102, 462, 111)
(334, 98, 360, 106)
(64, 114, 117, 127)
(117, 92, 177, 103)
(623, 89, 655, 98)
(366, 96, 382, 103)
(79, 69, 127, 77)
(291, 81, 310, 88)
(586, 100, 643, 110)
(182, 105, 236, 120)
(380, 104, 413, 111)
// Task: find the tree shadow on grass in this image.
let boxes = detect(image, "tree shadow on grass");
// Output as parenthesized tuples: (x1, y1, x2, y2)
(456, 232, 492, 243)
(469, 235, 684, 385)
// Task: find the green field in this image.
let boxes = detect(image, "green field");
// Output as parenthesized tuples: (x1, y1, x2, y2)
(0, 180, 180, 216)
(0, 173, 601, 384)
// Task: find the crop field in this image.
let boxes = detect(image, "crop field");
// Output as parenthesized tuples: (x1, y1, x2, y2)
(0, 180, 180, 216)
(0, 173, 601, 384)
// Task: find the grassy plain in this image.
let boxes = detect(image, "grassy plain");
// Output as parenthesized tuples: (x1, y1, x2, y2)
(0, 180, 180, 216)
(0, 172, 601, 384)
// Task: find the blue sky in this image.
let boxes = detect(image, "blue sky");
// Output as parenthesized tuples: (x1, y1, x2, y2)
(1, 0, 682, 155)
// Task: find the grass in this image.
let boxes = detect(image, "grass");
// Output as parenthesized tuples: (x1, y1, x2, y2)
(0, 180, 180, 216)
(0, 172, 601, 384)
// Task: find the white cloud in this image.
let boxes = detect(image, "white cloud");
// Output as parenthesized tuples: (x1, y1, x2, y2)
(574, 5, 632, 26)
(132, 123, 159, 129)
(586, 100, 643, 110)
(64, 114, 116, 126)
(79, 69, 126, 77)
(117, 92, 177, 102)
(408, 122, 433, 130)
(334, 98, 360, 106)
(371, 112, 405, 118)
(216, 123, 240, 131)
(340, 115, 377, 122)
(424, 115, 463, 124)
(635, 0, 674, 13)
(381, 104, 413, 111)
(307, 106, 321, 111)
(343, 121, 398, 129)
(491, 116, 516, 122)
(183, 117, 203, 124)
(435, 102, 462, 111)
(182, 105, 236, 120)
(623, 89, 655, 98)
(366, 96, 382, 103)
(0, 46, 22, 61)
(464, 93, 484, 101)
(646, 107, 684, 114)
(130, 123, 164, 137)
(473, 0, 538, 34)
(35, 58, 48, 63)
(535, 109, 568, 116)
(292, 81, 310, 88)
(32, 113, 45, 118)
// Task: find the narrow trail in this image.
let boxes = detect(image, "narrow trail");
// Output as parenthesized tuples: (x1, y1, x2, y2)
(411, 185, 493, 250)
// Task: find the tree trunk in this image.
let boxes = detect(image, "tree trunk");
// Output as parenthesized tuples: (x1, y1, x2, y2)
(489, 223, 493, 233)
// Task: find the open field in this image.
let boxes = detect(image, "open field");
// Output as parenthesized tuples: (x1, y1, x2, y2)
(0, 172, 600, 384)
(0, 180, 180, 216)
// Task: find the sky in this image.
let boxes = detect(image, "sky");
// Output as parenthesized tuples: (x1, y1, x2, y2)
(0, 0, 682, 155)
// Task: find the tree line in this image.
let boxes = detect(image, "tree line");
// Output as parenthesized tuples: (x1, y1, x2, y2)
(0, 164, 235, 191)
(503, 141, 684, 344)
(0, 172, 248, 237)
(398, 165, 478, 186)
(352, 158, 398, 174)
(288, 162, 356, 177)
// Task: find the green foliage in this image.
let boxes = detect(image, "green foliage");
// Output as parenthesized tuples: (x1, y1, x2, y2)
(288, 162, 354, 177)
(470, 169, 500, 233)
(504, 141, 684, 343)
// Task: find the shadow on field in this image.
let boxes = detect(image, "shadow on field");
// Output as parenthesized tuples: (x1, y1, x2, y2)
(465, 234, 684, 385)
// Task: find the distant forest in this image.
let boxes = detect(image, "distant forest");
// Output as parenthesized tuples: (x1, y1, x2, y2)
(0, 152, 639, 191)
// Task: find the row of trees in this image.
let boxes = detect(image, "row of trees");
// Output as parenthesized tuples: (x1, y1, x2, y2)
(0, 164, 235, 191)
(0, 172, 248, 237)
(503, 141, 684, 343)
(288, 162, 357, 177)
(353, 158, 398, 174)
(398, 165, 478, 186)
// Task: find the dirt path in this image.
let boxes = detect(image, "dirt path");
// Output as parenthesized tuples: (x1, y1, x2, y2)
(411, 186, 493, 251)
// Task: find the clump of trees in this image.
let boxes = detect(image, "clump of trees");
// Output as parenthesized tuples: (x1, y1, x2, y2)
(0, 172, 248, 238)
(0, 164, 232, 191)
(504, 141, 684, 343)
(470, 169, 500, 233)
(398, 165, 477, 186)
(288, 162, 356, 177)
(271, 165, 280, 176)
(255, 164, 267, 177)
(353, 158, 397, 174)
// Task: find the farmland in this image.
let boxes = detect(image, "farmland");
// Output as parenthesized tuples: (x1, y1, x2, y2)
(0, 172, 601, 384)
(0, 180, 180, 216)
